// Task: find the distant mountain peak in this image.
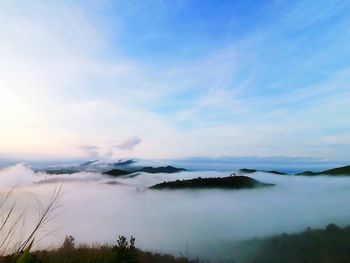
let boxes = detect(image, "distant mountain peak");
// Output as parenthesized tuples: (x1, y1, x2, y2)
(112, 159, 135, 166)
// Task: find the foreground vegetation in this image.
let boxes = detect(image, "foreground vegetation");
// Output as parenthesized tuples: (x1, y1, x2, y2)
(1, 236, 197, 263)
(3, 223, 350, 262)
(242, 223, 350, 263)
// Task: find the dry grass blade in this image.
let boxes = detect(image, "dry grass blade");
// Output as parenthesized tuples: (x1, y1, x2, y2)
(15, 185, 63, 254)
(0, 185, 63, 258)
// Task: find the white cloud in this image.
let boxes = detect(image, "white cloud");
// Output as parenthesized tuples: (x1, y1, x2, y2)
(0, 1, 349, 160)
(79, 145, 100, 159)
(116, 137, 141, 150)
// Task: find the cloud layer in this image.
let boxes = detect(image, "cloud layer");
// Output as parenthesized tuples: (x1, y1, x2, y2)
(2, 165, 350, 260)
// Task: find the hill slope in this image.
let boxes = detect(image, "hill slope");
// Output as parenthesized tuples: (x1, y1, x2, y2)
(297, 164, 350, 176)
(149, 175, 274, 190)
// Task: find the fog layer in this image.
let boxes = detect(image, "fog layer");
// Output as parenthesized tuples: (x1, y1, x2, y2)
(1, 164, 350, 260)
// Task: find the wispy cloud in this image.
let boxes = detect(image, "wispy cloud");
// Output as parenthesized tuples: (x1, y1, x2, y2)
(79, 145, 100, 159)
(116, 137, 141, 150)
(0, 1, 349, 160)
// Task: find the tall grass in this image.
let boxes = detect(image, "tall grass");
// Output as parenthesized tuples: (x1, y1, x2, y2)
(0, 185, 62, 260)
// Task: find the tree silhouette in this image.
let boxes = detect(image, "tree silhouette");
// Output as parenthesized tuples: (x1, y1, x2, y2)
(113, 235, 138, 263)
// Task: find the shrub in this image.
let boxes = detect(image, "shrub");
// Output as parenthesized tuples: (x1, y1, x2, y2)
(61, 236, 75, 251)
(113, 236, 138, 263)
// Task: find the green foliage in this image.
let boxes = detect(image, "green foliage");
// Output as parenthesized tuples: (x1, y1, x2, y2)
(244, 223, 350, 263)
(113, 236, 138, 263)
(29, 235, 196, 263)
(16, 240, 33, 263)
(61, 236, 75, 251)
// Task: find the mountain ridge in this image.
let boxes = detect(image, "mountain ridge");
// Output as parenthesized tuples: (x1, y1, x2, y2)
(149, 175, 274, 190)
(297, 164, 350, 176)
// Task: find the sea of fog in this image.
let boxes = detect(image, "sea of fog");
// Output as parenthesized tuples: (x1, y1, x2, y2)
(1, 163, 350, 260)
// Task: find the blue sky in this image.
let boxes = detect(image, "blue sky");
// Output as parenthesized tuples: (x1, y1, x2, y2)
(0, 0, 349, 161)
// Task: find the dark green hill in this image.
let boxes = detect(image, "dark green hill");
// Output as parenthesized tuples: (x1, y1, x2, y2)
(149, 175, 274, 190)
(297, 165, 350, 176)
(45, 169, 79, 175)
(320, 165, 350, 175)
(296, 170, 317, 176)
(243, 223, 350, 263)
(103, 169, 131, 176)
(239, 168, 258, 173)
(239, 168, 287, 175)
(103, 166, 186, 177)
(140, 166, 186, 174)
(266, 170, 287, 175)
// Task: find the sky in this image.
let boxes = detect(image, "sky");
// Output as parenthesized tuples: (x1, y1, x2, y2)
(0, 0, 350, 161)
